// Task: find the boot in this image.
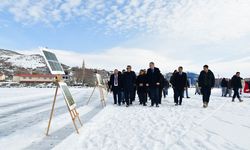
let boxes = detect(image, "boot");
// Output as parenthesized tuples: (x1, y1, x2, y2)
(203, 102, 206, 108)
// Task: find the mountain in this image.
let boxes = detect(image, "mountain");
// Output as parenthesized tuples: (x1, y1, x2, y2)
(0, 49, 62, 76)
(0, 48, 110, 86)
(0, 49, 46, 69)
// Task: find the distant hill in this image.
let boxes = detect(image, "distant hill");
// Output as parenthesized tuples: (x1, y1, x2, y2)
(0, 48, 110, 86)
(0, 48, 70, 76)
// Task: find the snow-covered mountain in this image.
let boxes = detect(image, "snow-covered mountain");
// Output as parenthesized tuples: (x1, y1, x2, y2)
(0, 49, 46, 69)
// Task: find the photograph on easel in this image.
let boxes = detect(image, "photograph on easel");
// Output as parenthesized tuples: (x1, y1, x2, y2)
(59, 82, 76, 110)
(41, 48, 65, 75)
(96, 73, 105, 87)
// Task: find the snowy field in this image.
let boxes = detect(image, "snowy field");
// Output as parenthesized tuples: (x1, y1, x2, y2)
(0, 87, 250, 150)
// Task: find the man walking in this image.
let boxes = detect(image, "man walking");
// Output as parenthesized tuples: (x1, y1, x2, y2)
(231, 72, 243, 102)
(109, 69, 123, 105)
(146, 62, 161, 107)
(123, 65, 137, 107)
(172, 66, 187, 106)
(198, 65, 215, 108)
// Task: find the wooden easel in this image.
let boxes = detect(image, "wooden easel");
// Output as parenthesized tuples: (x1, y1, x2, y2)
(46, 75, 82, 136)
(86, 81, 106, 108)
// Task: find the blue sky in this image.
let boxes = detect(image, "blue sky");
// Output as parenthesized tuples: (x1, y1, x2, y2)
(0, 0, 250, 77)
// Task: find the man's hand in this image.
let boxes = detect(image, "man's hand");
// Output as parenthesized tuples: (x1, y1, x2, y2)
(146, 83, 149, 86)
(156, 82, 160, 85)
(139, 83, 143, 87)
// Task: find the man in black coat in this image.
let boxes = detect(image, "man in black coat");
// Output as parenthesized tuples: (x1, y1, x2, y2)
(146, 62, 161, 107)
(123, 65, 137, 107)
(231, 72, 243, 102)
(198, 65, 215, 108)
(109, 69, 123, 105)
(172, 66, 187, 106)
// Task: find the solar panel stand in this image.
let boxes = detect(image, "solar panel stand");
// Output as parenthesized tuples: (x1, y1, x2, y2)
(46, 75, 82, 136)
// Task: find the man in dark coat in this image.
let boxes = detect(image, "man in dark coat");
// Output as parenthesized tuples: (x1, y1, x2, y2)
(136, 69, 147, 106)
(109, 69, 123, 105)
(146, 62, 161, 107)
(123, 65, 137, 107)
(198, 65, 215, 108)
(231, 72, 243, 102)
(172, 66, 187, 106)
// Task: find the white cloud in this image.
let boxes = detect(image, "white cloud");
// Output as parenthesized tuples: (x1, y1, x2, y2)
(2, 0, 250, 41)
(3, 0, 250, 78)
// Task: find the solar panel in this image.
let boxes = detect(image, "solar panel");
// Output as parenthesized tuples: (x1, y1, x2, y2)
(41, 49, 65, 75)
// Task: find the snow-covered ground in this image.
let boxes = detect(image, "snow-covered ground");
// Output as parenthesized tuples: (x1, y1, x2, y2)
(0, 87, 250, 150)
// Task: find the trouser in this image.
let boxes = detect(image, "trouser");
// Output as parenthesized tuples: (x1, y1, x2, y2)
(149, 88, 160, 106)
(233, 88, 240, 100)
(112, 86, 121, 104)
(125, 88, 134, 105)
(227, 88, 232, 97)
(183, 88, 189, 98)
(120, 91, 125, 103)
(163, 88, 168, 98)
(222, 87, 227, 97)
(201, 87, 211, 103)
(159, 88, 163, 104)
(174, 89, 184, 104)
(138, 92, 147, 105)
(195, 87, 201, 95)
(132, 87, 136, 101)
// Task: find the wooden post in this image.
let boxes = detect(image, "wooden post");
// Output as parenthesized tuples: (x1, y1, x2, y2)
(46, 85, 59, 136)
(86, 86, 96, 105)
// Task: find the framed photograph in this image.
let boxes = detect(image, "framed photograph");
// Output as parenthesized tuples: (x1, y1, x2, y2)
(96, 73, 105, 87)
(58, 82, 76, 110)
(41, 48, 65, 75)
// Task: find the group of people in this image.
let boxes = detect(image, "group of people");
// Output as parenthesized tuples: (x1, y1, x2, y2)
(109, 62, 243, 109)
(220, 72, 244, 102)
(221, 78, 233, 97)
(109, 62, 169, 107)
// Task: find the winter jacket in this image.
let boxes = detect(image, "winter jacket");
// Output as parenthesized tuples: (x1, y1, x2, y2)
(172, 72, 188, 90)
(109, 74, 123, 91)
(198, 70, 215, 88)
(146, 67, 161, 88)
(136, 75, 147, 93)
(122, 71, 136, 90)
(231, 75, 242, 89)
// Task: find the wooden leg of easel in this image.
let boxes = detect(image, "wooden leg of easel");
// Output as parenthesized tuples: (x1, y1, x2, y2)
(86, 86, 96, 105)
(74, 109, 83, 126)
(46, 85, 59, 136)
(69, 110, 79, 134)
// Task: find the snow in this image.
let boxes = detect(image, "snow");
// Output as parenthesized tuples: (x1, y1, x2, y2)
(0, 88, 250, 150)
(0, 50, 45, 69)
(6, 54, 45, 69)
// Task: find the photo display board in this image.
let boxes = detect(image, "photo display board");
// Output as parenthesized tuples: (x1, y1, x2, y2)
(96, 74, 105, 87)
(59, 82, 76, 110)
(41, 49, 65, 75)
